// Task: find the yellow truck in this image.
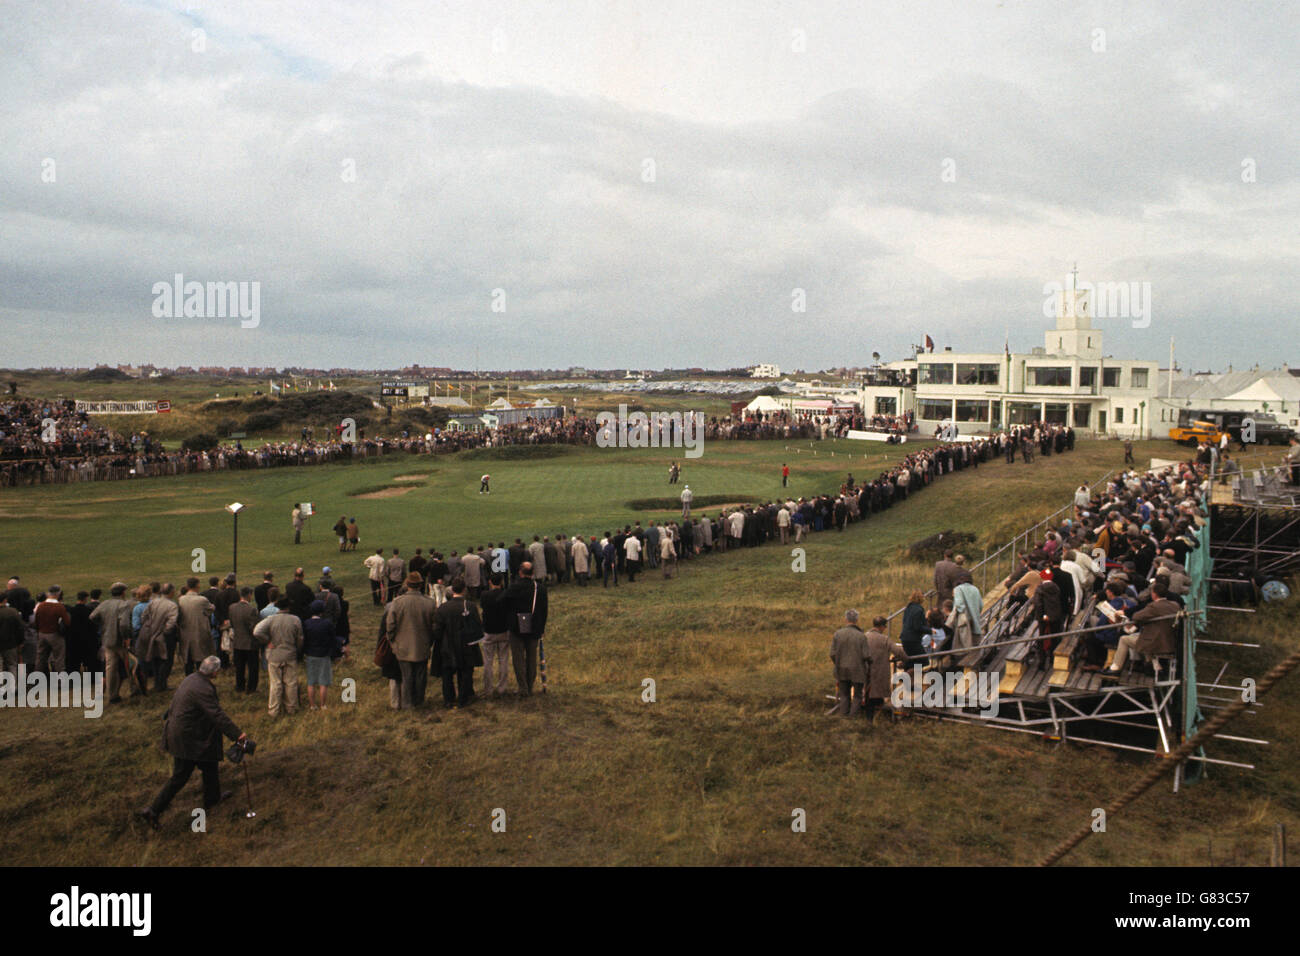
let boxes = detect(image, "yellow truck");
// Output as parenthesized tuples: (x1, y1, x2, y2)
(1169, 419, 1225, 446)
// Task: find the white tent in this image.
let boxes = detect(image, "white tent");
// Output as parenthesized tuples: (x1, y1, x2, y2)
(744, 395, 783, 414)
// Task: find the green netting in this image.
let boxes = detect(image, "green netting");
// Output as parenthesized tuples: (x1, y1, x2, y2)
(1180, 509, 1213, 782)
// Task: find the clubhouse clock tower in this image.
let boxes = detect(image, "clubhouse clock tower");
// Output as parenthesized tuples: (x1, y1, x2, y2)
(1049, 265, 1102, 359)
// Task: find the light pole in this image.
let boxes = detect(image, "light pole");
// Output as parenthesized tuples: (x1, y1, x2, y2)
(226, 502, 244, 573)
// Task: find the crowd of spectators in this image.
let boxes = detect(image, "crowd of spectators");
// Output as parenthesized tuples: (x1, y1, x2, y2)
(887, 454, 1206, 689)
(0, 399, 932, 486)
(2, 421, 1079, 707)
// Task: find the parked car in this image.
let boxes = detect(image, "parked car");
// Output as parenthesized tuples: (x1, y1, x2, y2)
(1228, 413, 1294, 446)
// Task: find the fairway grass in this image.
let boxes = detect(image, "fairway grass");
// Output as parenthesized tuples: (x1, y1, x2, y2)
(1, 437, 1296, 866)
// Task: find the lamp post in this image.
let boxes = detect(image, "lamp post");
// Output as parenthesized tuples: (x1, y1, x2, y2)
(226, 502, 244, 573)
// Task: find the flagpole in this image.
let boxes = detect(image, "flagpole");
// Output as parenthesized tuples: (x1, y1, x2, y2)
(1168, 336, 1174, 399)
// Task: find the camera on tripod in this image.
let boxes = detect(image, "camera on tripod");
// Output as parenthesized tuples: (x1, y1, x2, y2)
(227, 737, 257, 764)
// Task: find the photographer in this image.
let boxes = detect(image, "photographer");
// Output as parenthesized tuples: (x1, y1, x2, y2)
(138, 656, 247, 829)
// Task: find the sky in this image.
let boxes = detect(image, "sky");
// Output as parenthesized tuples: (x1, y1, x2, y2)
(2, 0, 1297, 372)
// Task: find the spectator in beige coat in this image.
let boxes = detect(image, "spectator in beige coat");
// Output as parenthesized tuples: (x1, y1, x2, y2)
(829, 610, 870, 716)
(177, 577, 215, 675)
(253, 599, 304, 716)
(384, 572, 435, 708)
(863, 617, 892, 720)
(571, 536, 590, 586)
(90, 583, 133, 702)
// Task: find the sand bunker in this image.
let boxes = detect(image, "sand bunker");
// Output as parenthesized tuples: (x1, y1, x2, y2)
(352, 485, 415, 499)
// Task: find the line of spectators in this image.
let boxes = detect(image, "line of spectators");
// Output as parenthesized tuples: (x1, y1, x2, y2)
(0, 568, 351, 715)
(1, 405, 844, 486)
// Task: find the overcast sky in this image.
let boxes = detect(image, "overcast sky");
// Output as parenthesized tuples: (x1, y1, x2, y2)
(2, 0, 1297, 372)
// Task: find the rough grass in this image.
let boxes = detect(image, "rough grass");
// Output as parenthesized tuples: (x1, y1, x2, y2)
(460, 444, 577, 461)
(1, 436, 1297, 866)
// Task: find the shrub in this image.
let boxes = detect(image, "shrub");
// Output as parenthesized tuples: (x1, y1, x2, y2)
(237, 390, 375, 435)
(76, 367, 130, 382)
(244, 412, 279, 432)
(181, 432, 219, 452)
(401, 406, 449, 428)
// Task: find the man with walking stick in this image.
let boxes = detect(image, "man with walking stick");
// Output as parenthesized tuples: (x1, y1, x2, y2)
(137, 656, 248, 830)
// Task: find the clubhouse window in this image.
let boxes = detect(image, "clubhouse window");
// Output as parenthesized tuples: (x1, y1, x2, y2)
(956, 363, 999, 386)
(1007, 401, 1041, 424)
(918, 399, 952, 420)
(955, 399, 991, 422)
(918, 363, 954, 385)
(1029, 366, 1072, 387)
(1044, 403, 1069, 424)
(1114, 406, 1125, 423)
(1079, 366, 1098, 388)
(1073, 404, 1090, 427)
(1131, 368, 1149, 388)
(1102, 367, 1121, 388)
(874, 396, 897, 415)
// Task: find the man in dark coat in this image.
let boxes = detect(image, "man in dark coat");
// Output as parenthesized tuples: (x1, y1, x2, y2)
(432, 578, 483, 707)
(506, 563, 549, 696)
(508, 539, 528, 581)
(213, 574, 240, 623)
(0, 592, 23, 676)
(213, 573, 240, 666)
(896, 592, 928, 661)
(66, 590, 97, 673)
(227, 588, 261, 694)
(1032, 573, 1065, 659)
(285, 567, 314, 621)
(253, 572, 275, 612)
(139, 656, 246, 828)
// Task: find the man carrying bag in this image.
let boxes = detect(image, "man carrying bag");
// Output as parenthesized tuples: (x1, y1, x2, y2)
(506, 562, 548, 697)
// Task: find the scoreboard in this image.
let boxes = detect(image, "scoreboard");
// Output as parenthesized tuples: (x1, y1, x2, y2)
(381, 381, 430, 400)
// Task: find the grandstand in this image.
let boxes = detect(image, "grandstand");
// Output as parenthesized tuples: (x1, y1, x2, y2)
(879, 462, 1291, 789)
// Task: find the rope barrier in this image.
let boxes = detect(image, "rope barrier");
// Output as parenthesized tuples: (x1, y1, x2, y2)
(1038, 645, 1300, 866)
